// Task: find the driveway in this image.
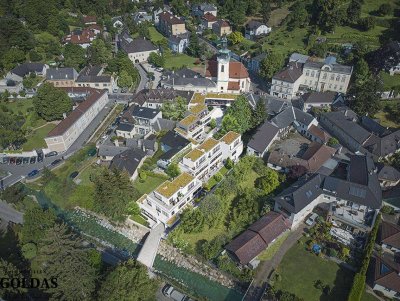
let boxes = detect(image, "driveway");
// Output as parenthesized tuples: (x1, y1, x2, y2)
(141, 63, 162, 88)
(135, 63, 149, 92)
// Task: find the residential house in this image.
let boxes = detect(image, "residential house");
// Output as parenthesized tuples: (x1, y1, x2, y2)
(270, 62, 303, 100)
(212, 19, 232, 37)
(247, 121, 280, 158)
(274, 155, 382, 231)
(137, 172, 203, 226)
(116, 123, 135, 138)
(307, 124, 331, 144)
(168, 33, 189, 53)
(82, 15, 97, 25)
(192, 3, 218, 17)
(129, 106, 162, 137)
(75, 65, 115, 93)
(157, 130, 191, 169)
(45, 88, 108, 152)
(132, 89, 194, 108)
(0, 78, 23, 94)
(153, 7, 166, 25)
(298, 91, 341, 112)
(133, 11, 153, 24)
(7, 63, 48, 82)
(376, 163, 400, 190)
(379, 219, 400, 253)
(267, 142, 336, 174)
(247, 53, 266, 74)
(63, 28, 98, 48)
(109, 148, 147, 181)
(119, 32, 159, 63)
(97, 145, 128, 161)
(245, 20, 271, 39)
(46, 68, 78, 87)
(111, 16, 123, 28)
(225, 212, 289, 267)
(201, 12, 218, 29)
(179, 132, 242, 182)
(158, 11, 186, 37)
(369, 253, 400, 299)
(175, 114, 204, 142)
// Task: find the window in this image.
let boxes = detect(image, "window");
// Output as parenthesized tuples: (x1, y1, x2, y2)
(306, 70, 309, 76)
(336, 75, 340, 81)
(323, 73, 327, 79)
(220, 65, 224, 72)
(334, 85, 337, 90)
(330, 74, 334, 80)
(341, 76, 346, 82)
(304, 80, 308, 85)
(311, 71, 315, 77)
(339, 85, 343, 90)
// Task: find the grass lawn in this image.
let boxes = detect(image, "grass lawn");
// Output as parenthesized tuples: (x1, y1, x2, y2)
(361, 0, 400, 19)
(131, 214, 149, 227)
(258, 232, 290, 261)
(206, 166, 229, 188)
(149, 26, 165, 43)
(164, 53, 198, 70)
(22, 123, 56, 150)
(362, 291, 380, 301)
(3, 98, 46, 129)
(133, 173, 169, 196)
(374, 99, 400, 128)
(274, 239, 354, 301)
(380, 71, 400, 90)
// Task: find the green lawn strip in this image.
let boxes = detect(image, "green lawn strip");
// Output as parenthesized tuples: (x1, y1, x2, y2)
(258, 232, 290, 261)
(361, 290, 380, 301)
(274, 238, 354, 301)
(22, 123, 56, 150)
(133, 173, 169, 196)
(164, 53, 198, 70)
(130, 214, 149, 227)
(149, 26, 165, 43)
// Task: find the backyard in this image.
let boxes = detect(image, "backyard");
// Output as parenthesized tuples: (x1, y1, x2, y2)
(273, 238, 354, 301)
(164, 52, 198, 70)
(374, 99, 400, 128)
(149, 26, 165, 44)
(22, 123, 56, 150)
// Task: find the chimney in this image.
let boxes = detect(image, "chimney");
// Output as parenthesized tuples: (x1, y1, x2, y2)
(63, 113, 67, 119)
(114, 138, 119, 147)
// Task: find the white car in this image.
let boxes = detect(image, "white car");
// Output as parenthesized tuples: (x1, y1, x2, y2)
(162, 284, 191, 301)
(305, 213, 318, 226)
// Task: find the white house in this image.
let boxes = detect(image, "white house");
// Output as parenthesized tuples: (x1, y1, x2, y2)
(245, 20, 271, 39)
(119, 33, 159, 63)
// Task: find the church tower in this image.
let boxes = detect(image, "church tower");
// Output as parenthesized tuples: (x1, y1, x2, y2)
(217, 36, 230, 92)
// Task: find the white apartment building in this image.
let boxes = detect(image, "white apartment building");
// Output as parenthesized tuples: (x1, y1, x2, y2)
(138, 172, 203, 226)
(175, 114, 205, 142)
(45, 89, 108, 152)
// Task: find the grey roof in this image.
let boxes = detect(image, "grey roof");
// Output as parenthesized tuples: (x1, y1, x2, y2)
(116, 123, 134, 132)
(132, 106, 160, 119)
(79, 65, 102, 76)
(98, 145, 128, 157)
(120, 33, 157, 53)
(377, 163, 400, 182)
(153, 118, 176, 132)
(302, 91, 337, 104)
(289, 53, 310, 64)
(246, 20, 266, 30)
(322, 111, 371, 145)
(162, 68, 216, 88)
(293, 107, 315, 126)
(247, 121, 279, 153)
(304, 60, 353, 75)
(363, 130, 400, 158)
(272, 62, 303, 83)
(160, 130, 190, 149)
(274, 174, 326, 214)
(199, 3, 217, 11)
(46, 68, 78, 81)
(264, 96, 288, 116)
(361, 116, 392, 137)
(168, 32, 189, 44)
(110, 148, 146, 176)
(11, 63, 46, 77)
(270, 107, 295, 129)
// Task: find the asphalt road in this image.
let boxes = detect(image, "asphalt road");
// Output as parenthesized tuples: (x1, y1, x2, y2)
(0, 99, 115, 189)
(0, 200, 23, 224)
(109, 93, 134, 104)
(136, 63, 149, 92)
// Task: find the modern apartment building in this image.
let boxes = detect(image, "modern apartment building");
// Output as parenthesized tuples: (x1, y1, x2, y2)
(175, 114, 204, 142)
(138, 172, 203, 226)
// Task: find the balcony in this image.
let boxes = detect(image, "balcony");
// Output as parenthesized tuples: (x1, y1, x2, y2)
(329, 203, 375, 231)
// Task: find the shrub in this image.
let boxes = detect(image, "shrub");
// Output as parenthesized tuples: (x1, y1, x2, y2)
(213, 172, 222, 182)
(347, 273, 366, 301)
(327, 248, 338, 258)
(358, 17, 376, 31)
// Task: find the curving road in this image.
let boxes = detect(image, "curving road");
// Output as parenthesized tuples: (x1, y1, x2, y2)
(135, 63, 149, 92)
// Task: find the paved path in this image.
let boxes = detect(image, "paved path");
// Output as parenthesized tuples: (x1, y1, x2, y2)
(137, 223, 165, 268)
(0, 200, 23, 224)
(135, 63, 149, 92)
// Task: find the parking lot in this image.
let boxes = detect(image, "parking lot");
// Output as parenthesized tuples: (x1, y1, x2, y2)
(269, 131, 310, 157)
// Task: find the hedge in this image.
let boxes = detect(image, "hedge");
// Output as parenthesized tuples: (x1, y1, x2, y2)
(347, 213, 381, 301)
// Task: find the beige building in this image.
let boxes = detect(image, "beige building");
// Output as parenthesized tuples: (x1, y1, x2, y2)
(158, 11, 187, 37)
(212, 20, 232, 37)
(119, 33, 159, 63)
(46, 68, 78, 87)
(45, 88, 108, 152)
(75, 66, 115, 93)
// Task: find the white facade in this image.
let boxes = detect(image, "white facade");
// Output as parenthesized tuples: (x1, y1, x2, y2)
(270, 78, 302, 100)
(373, 284, 400, 299)
(45, 90, 108, 152)
(128, 49, 158, 64)
(245, 24, 271, 39)
(302, 65, 351, 94)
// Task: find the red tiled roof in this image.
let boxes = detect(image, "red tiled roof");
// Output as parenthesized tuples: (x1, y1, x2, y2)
(372, 255, 400, 293)
(159, 11, 185, 25)
(380, 221, 400, 250)
(64, 28, 96, 45)
(47, 89, 107, 137)
(202, 12, 217, 22)
(83, 15, 96, 24)
(205, 60, 249, 79)
(228, 81, 240, 90)
(86, 24, 102, 32)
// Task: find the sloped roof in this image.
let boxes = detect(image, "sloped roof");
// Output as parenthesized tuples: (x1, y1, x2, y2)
(205, 60, 249, 79)
(11, 63, 46, 77)
(120, 34, 158, 53)
(202, 12, 217, 22)
(110, 148, 146, 176)
(272, 62, 303, 83)
(247, 121, 279, 153)
(246, 20, 267, 30)
(308, 124, 331, 143)
(379, 220, 400, 249)
(46, 68, 78, 81)
(159, 11, 185, 25)
(132, 89, 193, 105)
(377, 163, 400, 182)
(302, 91, 337, 104)
(371, 255, 400, 293)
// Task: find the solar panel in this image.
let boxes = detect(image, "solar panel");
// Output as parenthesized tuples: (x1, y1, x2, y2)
(349, 186, 366, 198)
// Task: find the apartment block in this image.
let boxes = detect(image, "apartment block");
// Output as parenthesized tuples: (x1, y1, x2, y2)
(138, 172, 202, 226)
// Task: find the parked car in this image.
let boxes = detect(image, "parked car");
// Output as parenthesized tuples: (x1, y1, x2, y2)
(50, 159, 62, 166)
(23, 157, 30, 164)
(162, 284, 191, 301)
(305, 213, 319, 226)
(27, 169, 39, 178)
(69, 171, 79, 179)
(2, 157, 9, 164)
(9, 157, 16, 164)
(16, 157, 22, 165)
(29, 157, 37, 164)
(37, 152, 44, 162)
(45, 151, 58, 157)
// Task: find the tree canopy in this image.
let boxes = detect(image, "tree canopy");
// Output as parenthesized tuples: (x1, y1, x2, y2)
(33, 83, 72, 121)
(161, 96, 187, 121)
